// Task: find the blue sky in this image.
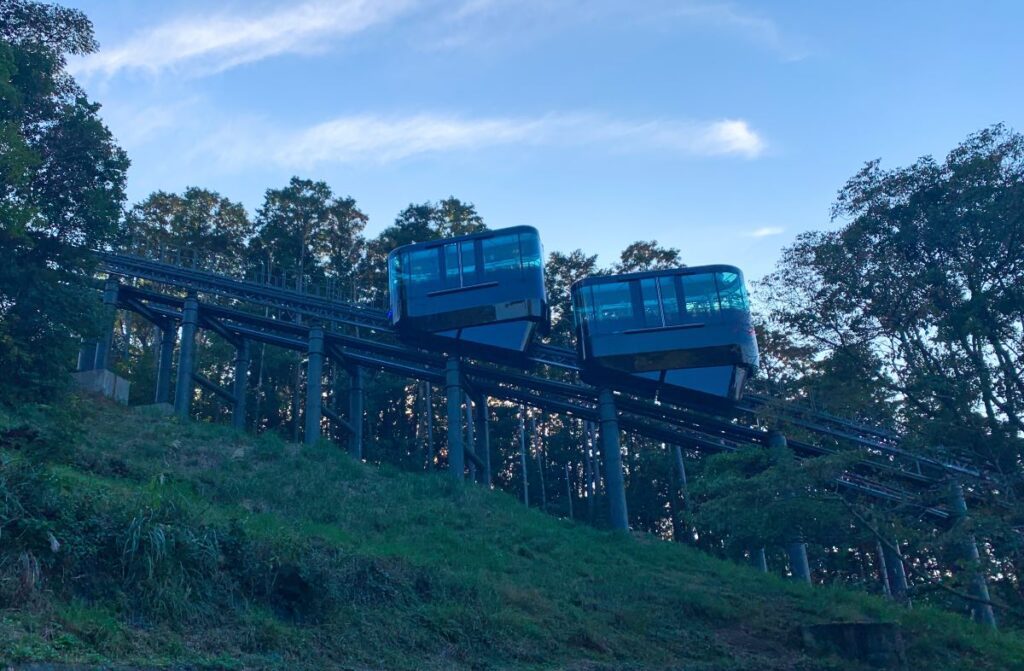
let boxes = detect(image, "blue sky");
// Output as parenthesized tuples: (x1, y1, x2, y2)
(64, 0, 1024, 281)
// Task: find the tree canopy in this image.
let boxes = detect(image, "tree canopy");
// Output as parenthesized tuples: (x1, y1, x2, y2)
(761, 125, 1024, 475)
(614, 240, 683, 273)
(124, 188, 254, 274)
(0, 0, 128, 402)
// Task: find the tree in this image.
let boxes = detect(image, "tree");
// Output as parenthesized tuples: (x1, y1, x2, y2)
(544, 250, 598, 347)
(434, 196, 486, 237)
(247, 177, 367, 439)
(761, 125, 1024, 475)
(359, 197, 486, 306)
(124, 188, 253, 274)
(0, 0, 129, 402)
(249, 177, 366, 292)
(614, 240, 682, 273)
(758, 126, 1024, 614)
(690, 443, 854, 562)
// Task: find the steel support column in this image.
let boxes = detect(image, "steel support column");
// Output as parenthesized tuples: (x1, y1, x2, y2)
(304, 328, 325, 446)
(950, 482, 997, 628)
(768, 430, 809, 583)
(672, 444, 689, 542)
(424, 383, 434, 469)
(174, 294, 199, 419)
(93, 277, 120, 370)
(883, 541, 910, 603)
(331, 362, 345, 445)
(598, 387, 629, 531)
(475, 396, 491, 486)
(154, 324, 176, 404)
(348, 364, 364, 458)
(767, 430, 789, 454)
(877, 542, 892, 597)
(584, 420, 596, 522)
(77, 342, 98, 371)
(232, 338, 250, 431)
(787, 540, 812, 585)
(565, 463, 574, 519)
(465, 396, 476, 481)
(753, 548, 768, 573)
(445, 357, 464, 479)
(519, 408, 529, 504)
(672, 445, 688, 502)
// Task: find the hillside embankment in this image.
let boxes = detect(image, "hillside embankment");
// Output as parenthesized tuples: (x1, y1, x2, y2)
(1, 395, 1021, 670)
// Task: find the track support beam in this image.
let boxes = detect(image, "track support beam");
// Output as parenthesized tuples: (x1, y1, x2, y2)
(304, 327, 325, 446)
(752, 548, 768, 573)
(787, 540, 812, 584)
(93, 277, 120, 371)
(174, 294, 199, 419)
(475, 397, 491, 486)
(446, 357, 464, 479)
(598, 387, 629, 531)
(465, 396, 476, 481)
(348, 364, 364, 458)
(155, 323, 176, 404)
(233, 338, 250, 431)
(77, 341, 98, 372)
(882, 541, 910, 603)
(768, 430, 810, 584)
(424, 383, 434, 469)
(519, 408, 529, 504)
(950, 482, 997, 629)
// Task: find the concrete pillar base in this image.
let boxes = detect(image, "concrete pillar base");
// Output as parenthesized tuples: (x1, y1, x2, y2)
(135, 402, 175, 416)
(72, 369, 130, 405)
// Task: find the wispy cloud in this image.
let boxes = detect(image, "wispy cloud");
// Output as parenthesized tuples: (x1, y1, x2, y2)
(72, 0, 803, 79)
(71, 0, 413, 78)
(439, 1, 805, 60)
(746, 226, 784, 238)
(198, 113, 766, 168)
(101, 97, 203, 148)
(667, 2, 806, 61)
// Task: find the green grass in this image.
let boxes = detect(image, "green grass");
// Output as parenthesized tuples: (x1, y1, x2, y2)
(1, 395, 1022, 670)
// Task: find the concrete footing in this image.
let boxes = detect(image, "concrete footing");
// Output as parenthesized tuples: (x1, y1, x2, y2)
(72, 369, 130, 404)
(135, 402, 175, 416)
(801, 622, 906, 669)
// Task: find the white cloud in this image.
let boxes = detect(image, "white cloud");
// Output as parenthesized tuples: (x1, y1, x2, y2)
(199, 113, 766, 168)
(280, 115, 545, 165)
(100, 97, 203, 148)
(71, 0, 803, 80)
(438, 1, 804, 60)
(70, 0, 413, 78)
(746, 226, 784, 238)
(671, 2, 806, 61)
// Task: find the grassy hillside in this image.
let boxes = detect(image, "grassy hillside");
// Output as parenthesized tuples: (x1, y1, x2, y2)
(1, 395, 1021, 670)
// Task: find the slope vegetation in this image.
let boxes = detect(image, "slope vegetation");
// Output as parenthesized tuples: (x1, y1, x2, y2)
(0, 396, 1020, 670)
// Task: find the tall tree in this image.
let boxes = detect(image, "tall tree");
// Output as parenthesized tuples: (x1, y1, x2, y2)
(761, 125, 1024, 475)
(247, 177, 367, 439)
(359, 197, 486, 306)
(434, 196, 486, 237)
(544, 250, 598, 347)
(124, 188, 253, 274)
(249, 177, 367, 292)
(0, 0, 129, 402)
(614, 240, 682, 273)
